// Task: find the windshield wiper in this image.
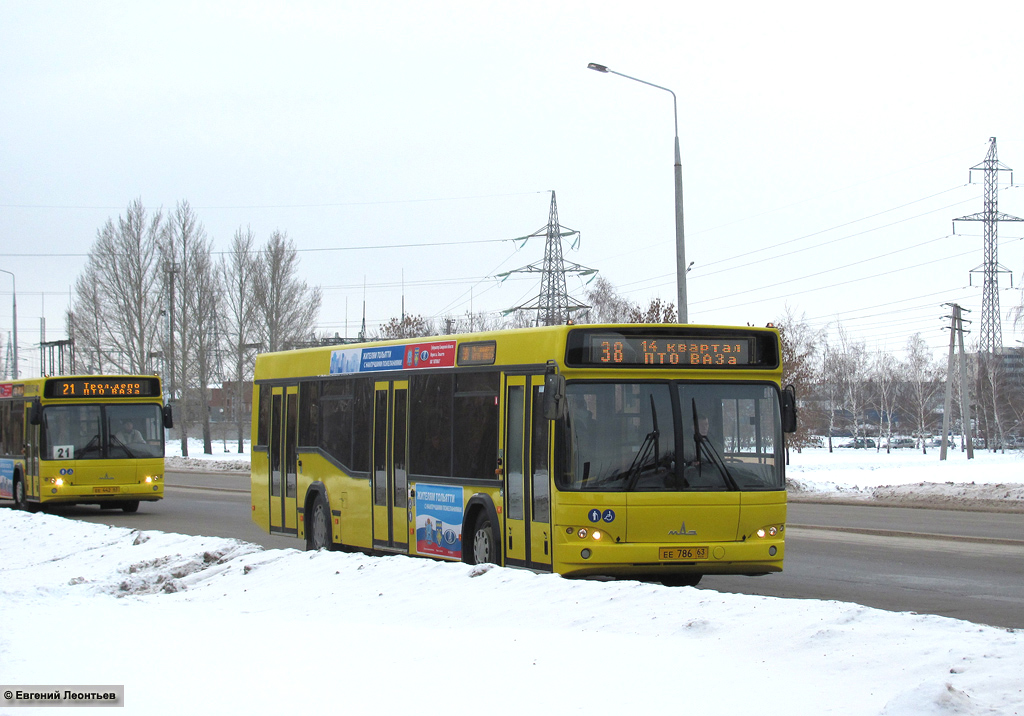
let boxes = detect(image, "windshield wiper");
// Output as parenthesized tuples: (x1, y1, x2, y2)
(109, 433, 136, 458)
(78, 434, 102, 457)
(691, 399, 737, 490)
(625, 395, 661, 491)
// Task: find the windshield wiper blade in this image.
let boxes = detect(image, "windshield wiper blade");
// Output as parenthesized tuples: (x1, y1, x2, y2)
(691, 399, 737, 490)
(109, 433, 136, 458)
(625, 395, 661, 491)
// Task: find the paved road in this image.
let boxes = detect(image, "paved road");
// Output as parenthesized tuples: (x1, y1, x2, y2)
(16, 471, 1024, 629)
(702, 501, 1024, 628)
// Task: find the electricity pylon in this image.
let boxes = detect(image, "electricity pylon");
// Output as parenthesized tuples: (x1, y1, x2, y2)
(953, 137, 1022, 354)
(499, 191, 597, 326)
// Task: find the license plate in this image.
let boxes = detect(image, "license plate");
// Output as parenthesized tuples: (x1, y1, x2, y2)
(93, 486, 121, 494)
(659, 546, 708, 560)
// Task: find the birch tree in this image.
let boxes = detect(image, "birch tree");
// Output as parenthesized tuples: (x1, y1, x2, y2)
(68, 198, 163, 374)
(162, 201, 218, 456)
(903, 333, 943, 454)
(219, 226, 260, 453)
(253, 230, 322, 352)
(870, 350, 900, 452)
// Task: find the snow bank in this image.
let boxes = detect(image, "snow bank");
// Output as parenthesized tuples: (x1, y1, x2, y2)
(2, 509, 1022, 715)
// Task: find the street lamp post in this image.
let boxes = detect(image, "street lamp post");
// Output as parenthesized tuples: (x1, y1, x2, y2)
(0, 269, 17, 378)
(587, 62, 688, 323)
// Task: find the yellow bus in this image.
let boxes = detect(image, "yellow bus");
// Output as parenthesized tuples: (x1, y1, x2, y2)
(0, 375, 172, 513)
(251, 324, 796, 585)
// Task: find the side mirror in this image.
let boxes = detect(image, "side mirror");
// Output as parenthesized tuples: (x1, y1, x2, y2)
(781, 384, 797, 434)
(29, 399, 42, 426)
(163, 405, 174, 430)
(543, 371, 566, 420)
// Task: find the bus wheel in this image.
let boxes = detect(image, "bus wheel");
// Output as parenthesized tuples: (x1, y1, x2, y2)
(470, 513, 496, 565)
(306, 494, 332, 551)
(661, 574, 702, 587)
(121, 500, 140, 513)
(13, 476, 28, 511)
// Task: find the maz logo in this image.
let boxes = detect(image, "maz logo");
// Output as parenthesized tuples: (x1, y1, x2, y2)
(668, 522, 697, 536)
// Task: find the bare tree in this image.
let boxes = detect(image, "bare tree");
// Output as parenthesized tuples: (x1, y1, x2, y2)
(820, 340, 842, 451)
(822, 326, 869, 446)
(219, 226, 260, 453)
(903, 332, 943, 454)
(870, 350, 900, 452)
(163, 201, 217, 456)
(254, 231, 322, 352)
(582, 275, 633, 323)
(375, 314, 437, 340)
(627, 297, 677, 323)
(69, 198, 163, 374)
(68, 268, 111, 373)
(774, 307, 823, 452)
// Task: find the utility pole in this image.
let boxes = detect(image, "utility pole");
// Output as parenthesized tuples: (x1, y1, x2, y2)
(940, 303, 974, 460)
(164, 260, 179, 403)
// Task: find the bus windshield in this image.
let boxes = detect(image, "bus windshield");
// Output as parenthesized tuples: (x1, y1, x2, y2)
(42, 403, 165, 460)
(558, 382, 783, 492)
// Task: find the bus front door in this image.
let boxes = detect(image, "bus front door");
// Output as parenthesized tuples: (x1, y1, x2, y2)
(502, 374, 552, 571)
(372, 380, 409, 552)
(268, 386, 298, 535)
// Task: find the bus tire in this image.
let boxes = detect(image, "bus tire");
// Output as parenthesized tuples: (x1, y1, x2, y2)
(306, 494, 332, 551)
(121, 500, 140, 513)
(13, 474, 28, 511)
(469, 513, 497, 565)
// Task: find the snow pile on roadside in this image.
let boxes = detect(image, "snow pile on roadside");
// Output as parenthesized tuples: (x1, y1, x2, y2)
(787, 447, 1024, 511)
(2, 509, 1022, 715)
(164, 455, 250, 473)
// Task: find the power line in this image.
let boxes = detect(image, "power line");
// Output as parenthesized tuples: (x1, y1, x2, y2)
(0, 189, 550, 211)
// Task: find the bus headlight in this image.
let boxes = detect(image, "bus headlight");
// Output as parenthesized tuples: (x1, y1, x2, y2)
(756, 524, 783, 539)
(577, 528, 588, 539)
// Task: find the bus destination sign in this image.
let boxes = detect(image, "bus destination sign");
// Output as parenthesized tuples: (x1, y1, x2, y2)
(586, 334, 752, 367)
(44, 378, 161, 399)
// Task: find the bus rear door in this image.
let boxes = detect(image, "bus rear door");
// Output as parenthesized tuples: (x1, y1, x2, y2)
(372, 380, 409, 552)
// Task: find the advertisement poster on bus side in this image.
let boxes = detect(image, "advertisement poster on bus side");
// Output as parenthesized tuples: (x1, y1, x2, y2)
(402, 341, 456, 369)
(0, 459, 14, 500)
(414, 483, 464, 560)
(330, 341, 456, 375)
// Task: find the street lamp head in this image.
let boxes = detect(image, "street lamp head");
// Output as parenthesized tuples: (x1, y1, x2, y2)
(587, 62, 609, 73)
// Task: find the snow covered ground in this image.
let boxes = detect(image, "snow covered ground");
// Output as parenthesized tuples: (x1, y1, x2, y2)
(786, 445, 1024, 512)
(2, 442, 1022, 714)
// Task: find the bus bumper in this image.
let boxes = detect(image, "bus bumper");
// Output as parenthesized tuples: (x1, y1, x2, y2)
(37, 477, 164, 505)
(553, 535, 785, 579)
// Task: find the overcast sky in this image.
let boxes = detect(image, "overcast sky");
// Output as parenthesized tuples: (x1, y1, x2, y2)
(3, 1, 1024, 376)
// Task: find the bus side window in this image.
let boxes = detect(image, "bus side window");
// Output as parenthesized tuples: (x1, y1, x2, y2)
(410, 374, 453, 477)
(0, 402, 8, 453)
(256, 387, 271, 448)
